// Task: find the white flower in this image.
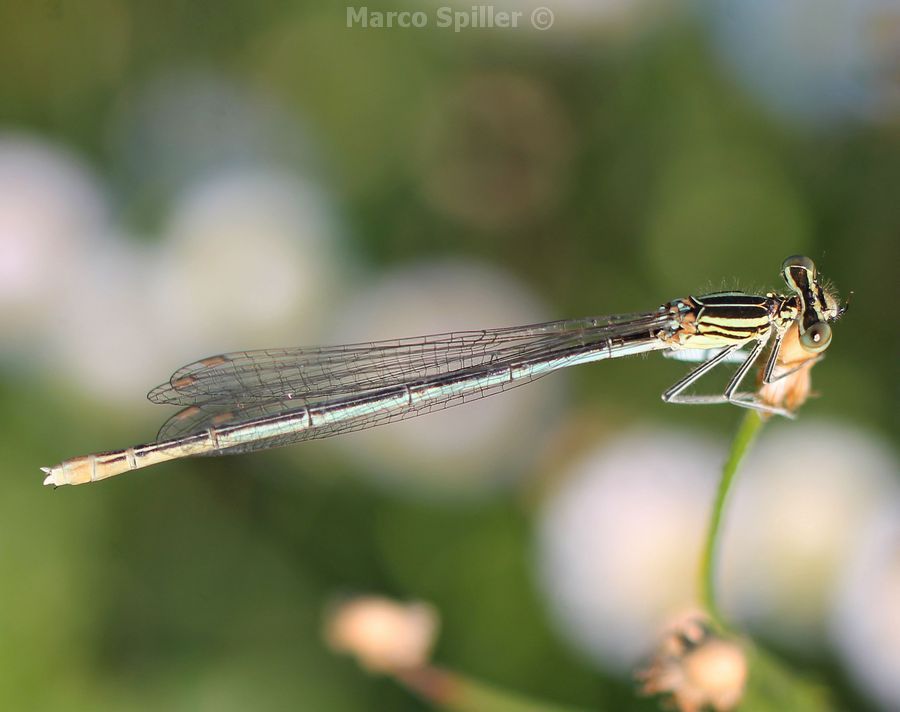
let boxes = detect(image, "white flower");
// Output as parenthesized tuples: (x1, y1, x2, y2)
(831, 504, 900, 710)
(719, 422, 900, 650)
(0, 134, 108, 356)
(535, 429, 720, 670)
(707, 0, 898, 125)
(152, 167, 347, 358)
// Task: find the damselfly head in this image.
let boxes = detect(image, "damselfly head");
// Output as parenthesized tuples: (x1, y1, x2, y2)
(781, 255, 842, 352)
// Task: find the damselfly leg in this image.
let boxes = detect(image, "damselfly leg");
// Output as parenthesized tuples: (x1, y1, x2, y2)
(662, 333, 792, 417)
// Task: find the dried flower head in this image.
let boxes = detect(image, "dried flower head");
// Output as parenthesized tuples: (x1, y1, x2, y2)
(758, 322, 817, 414)
(324, 595, 439, 674)
(637, 618, 748, 712)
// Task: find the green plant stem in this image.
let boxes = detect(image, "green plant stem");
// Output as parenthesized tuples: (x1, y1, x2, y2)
(699, 410, 765, 631)
(395, 667, 590, 712)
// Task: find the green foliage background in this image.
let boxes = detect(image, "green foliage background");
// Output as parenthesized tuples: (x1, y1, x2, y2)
(1, 2, 897, 710)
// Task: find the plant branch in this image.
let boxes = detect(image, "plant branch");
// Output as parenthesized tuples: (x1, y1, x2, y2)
(699, 410, 765, 631)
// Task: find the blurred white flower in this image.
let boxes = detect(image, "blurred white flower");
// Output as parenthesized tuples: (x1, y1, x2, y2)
(536, 418, 899, 683)
(0, 134, 109, 357)
(535, 429, 720, 671)
(152, 167, 348, 360)
(45, 236, 164, 406)
(0, 132, 348, 408)
(708, 0, 900, 125)
(831, 504, 900, 711)
(720, 422, 900, 650)
(324, 259, 561, 495)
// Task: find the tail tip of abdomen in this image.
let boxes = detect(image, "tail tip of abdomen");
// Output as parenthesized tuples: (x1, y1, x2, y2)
(40, 465, 61, 487)
(39, 455, 98, 487)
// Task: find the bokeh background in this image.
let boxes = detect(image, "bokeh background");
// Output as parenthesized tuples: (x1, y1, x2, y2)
(1, 1, 898, 710)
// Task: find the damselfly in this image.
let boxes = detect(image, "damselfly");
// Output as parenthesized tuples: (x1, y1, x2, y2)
(42, 255, 846, 487)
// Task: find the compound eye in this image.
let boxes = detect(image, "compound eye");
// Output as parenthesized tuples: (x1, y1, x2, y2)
(782, 254, 816, 275)
(799, 321, 832, 353)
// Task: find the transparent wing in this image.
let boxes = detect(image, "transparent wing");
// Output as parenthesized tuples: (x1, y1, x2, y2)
(148, 312, 667, 407)
(156, 368, 545, 452)
(151, 310, 672, 453)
